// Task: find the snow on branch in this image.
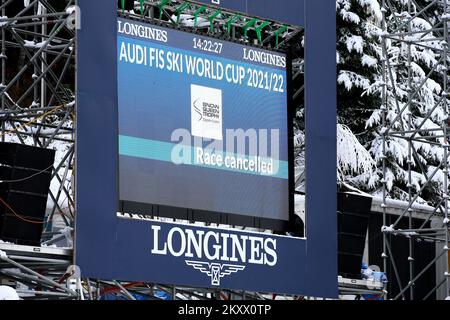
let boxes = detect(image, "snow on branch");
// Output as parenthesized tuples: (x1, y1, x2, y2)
(338, 70, 370, 91)
(342, 35, 365, 54)
(338, 123, 376, 179)
(357, 0, 382, 22)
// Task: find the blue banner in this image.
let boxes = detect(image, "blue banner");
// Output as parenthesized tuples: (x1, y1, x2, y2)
(109, 217, 306, 293)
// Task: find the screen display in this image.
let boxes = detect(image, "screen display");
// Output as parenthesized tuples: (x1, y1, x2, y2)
(118, 17, 290, 221)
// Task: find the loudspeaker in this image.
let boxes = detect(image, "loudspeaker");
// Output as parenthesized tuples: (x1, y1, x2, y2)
(0, 143, 55, 246)
(337, 192, 372, 278)
(368, 213, 436, 300)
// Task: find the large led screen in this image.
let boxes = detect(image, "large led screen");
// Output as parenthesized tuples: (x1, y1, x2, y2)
(118, 17, 290, 222)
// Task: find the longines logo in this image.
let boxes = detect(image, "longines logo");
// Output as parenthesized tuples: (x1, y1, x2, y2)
(185, 261, 245, 286)
(151, 225, 277, 286)
(191, 84, 223, 140)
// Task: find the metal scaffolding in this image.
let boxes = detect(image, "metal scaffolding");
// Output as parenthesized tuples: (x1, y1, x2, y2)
(381, 0, 450, 300)
(0, 0, 76, 300)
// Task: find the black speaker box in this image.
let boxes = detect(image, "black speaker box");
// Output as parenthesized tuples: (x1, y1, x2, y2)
(368, 213, 436, 300)
(0, 142, 55, 246)
(337, 192, 373, 278)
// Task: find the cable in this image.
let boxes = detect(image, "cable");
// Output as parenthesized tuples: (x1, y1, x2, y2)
(0, 103, 66, 139)
(0, 163, 54, 183)
(0, 196, 44, 224)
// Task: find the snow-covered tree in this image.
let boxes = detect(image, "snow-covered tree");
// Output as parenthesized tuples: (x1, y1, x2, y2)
(282, 1, 449, 205)
(335, 0, 382, 180)
(337, 0, 383, 132)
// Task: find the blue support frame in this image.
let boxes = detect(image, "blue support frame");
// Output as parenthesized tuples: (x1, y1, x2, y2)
(76, 0, 336, 298)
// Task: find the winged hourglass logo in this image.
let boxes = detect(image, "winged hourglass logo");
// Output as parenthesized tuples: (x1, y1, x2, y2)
(185, 260, 245, 286)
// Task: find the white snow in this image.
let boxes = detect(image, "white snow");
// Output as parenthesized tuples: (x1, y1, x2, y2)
(66, 6, 77, 15)
(411, 17, 432, 31)
(366, 109, 382, 128)
(40, 243, 57, 248)
(344, 35, 365, 54)
(340, 10, 361, 24)
(337, 124, 376, 178)
(170, 14, 210, 28)
(361, 54, 378, 67)
(381, 225, 395, 233)
(338, 70, 370, 90)
(401, 231, 418, 237)
(4, 91, 22, 109)
(2, 115, 74, 233)
(0, 286, 19, 300)
(0, 16, 8, 27)
(23, 40, 51, 49)
(357, 0, 382, 22)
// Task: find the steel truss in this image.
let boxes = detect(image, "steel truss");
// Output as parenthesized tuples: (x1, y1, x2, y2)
(124, 0, 301, 49)
(119, 0, 305, 78)
(381, 0, 450, 300)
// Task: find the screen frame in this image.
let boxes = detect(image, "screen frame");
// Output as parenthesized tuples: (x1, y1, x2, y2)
(75, 0, 337, 298)
(116, 16, 296, 232)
